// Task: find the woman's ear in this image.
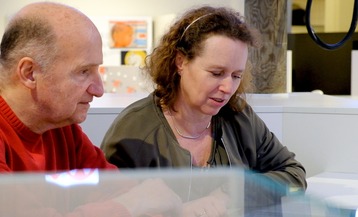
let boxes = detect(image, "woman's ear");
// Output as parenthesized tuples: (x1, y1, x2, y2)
(175, 51, 185, 72)
(16, 57, 38, 89)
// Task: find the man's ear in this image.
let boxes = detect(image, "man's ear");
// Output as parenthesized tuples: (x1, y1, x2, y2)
(17, 57, 38, 89)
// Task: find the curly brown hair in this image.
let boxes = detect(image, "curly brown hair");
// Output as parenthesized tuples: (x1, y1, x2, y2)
(144, 6, 260, 112)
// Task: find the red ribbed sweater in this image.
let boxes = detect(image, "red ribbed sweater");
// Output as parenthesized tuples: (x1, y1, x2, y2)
(0, 96, 132, 217)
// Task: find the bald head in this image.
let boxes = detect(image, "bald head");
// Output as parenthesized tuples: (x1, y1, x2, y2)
(15, 2, 83, 18)
(14, 2, 97, 35)
(0, 2, 101, 90)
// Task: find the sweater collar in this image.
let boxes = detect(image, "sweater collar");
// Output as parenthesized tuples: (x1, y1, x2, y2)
(0, 96, 40, 141)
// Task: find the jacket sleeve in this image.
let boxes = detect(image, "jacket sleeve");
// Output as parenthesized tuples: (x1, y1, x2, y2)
(100, 108, 164, 168)
(235, 105, 307, 191)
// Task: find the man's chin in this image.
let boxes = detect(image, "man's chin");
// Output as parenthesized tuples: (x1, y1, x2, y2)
(71, 112, 88, 125)
(77, 115, 88, 124)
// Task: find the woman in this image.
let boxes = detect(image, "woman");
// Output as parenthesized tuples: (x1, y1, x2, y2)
(101, 5, 306, 216)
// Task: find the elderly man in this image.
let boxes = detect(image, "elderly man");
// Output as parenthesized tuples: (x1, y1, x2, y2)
(0, 2, 181, 216)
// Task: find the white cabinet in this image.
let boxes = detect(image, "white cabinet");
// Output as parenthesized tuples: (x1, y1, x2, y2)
(250, 93, 358, 177)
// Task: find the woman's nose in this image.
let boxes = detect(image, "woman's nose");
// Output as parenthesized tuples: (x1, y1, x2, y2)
(219, 77, 235, 93)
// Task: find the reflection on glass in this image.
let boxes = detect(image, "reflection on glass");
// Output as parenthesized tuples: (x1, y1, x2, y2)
(0, 167, 355, 217)
(45, 168, 99, 187)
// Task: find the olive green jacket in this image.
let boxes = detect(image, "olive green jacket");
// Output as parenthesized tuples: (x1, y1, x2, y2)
(101, 93, 307, 190)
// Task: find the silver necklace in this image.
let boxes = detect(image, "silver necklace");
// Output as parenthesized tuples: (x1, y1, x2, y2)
(168, 109, 211, 140)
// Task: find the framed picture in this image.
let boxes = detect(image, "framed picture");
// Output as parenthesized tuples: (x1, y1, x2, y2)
(90, 16, 152, 66)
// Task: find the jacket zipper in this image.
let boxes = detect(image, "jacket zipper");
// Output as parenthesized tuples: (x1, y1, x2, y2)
(221, 137, 232, 167)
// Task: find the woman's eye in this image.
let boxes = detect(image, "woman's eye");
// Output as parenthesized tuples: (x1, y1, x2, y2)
(233, 74, 242, 79)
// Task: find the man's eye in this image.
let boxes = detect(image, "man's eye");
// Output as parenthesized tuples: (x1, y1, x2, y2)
(211, 71, 222, 76)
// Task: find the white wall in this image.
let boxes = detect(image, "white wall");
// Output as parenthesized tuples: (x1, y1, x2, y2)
(0, 0, 244, 37)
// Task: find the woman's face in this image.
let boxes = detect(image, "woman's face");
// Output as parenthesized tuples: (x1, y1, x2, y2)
(176, 35, 248, 116)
